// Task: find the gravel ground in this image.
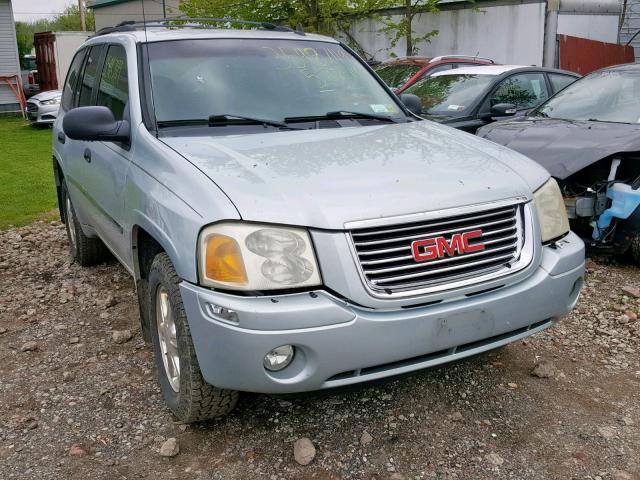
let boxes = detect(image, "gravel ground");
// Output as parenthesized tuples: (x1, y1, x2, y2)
(0, 221, 638, 480)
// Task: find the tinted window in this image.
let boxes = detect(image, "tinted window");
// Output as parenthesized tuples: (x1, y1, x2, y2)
(548, 73, 577, 93)
(78, 46, 102, 107)
(61, 49, 86, 110)
(490, 73, 549, 109)
(374, 63, 422, 89)
(97, 45, 129, 121)
(404, 73, 495, 118)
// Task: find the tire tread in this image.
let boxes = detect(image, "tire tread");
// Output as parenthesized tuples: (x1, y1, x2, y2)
(149, 253, 238, 422)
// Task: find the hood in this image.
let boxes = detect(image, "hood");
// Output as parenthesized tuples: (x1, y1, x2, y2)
(162, 122, 548, 229)
(30, 90, 61, 102)
(478, 117, 640, 179)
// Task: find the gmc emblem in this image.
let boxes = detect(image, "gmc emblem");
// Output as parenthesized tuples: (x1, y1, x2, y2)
(411, 230, 485, 262)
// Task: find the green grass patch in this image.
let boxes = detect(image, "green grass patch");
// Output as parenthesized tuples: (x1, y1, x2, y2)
(0, 117, 58, 229)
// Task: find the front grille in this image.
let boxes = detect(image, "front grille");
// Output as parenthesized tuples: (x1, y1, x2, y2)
(26, 102, 38, 113)
(350, 202, 526, 294)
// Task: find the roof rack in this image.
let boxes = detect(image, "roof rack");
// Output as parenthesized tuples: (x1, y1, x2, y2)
(93, 17, 299, 37)
(429, 55, 495, 64)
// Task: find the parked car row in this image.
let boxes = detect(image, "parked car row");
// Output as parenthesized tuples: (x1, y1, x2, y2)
(478, 63, 640, 261)
(400, 65, 579, 133)
(374, 54, 640, 261)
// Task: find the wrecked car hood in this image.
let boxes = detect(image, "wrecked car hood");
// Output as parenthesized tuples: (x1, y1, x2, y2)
(161, 121, 549, 229)
(478, 117, 640, 179)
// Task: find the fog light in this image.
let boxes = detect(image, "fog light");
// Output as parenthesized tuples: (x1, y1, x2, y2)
(206, 304, 239, 324)
(264, 345, 295, 371)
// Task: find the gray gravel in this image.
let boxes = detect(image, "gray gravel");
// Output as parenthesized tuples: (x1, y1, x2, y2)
(0, 221, 639, 479)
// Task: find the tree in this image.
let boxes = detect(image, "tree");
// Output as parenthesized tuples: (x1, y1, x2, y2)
(15, 5, 95, 67)
(379, 0, 440, 57)
(178, 0, 395, 59)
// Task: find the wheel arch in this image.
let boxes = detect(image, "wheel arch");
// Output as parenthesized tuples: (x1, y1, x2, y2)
(131, 215, 190, 342)
(52, 156, 65, 224)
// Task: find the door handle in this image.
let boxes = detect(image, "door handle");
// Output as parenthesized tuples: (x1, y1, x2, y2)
(83, 148, 91, 163)
(57, 131, 65, 144)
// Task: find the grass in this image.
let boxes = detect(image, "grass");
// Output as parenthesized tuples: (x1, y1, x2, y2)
(0, 116, 58, 229)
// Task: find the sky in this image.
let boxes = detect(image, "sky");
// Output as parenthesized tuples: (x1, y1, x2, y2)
(12, 0, 76, 22)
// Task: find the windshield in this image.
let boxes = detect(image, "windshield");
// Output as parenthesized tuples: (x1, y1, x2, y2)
(403, 74, 495, 117)
(374, 63, 422, 89)
(535, 69, 640, 124)
(147, 39, 403, 125)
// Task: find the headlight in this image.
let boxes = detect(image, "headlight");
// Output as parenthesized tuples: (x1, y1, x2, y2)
(534, 178, 570, 243)
(198, 222, 322, 290)
(41, 97, 60, 105)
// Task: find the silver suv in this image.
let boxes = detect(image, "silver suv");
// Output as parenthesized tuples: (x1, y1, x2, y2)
(52, 20, 585, 422)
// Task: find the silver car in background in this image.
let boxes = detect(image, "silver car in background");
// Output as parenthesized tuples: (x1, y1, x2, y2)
(26, 90, 61, 125)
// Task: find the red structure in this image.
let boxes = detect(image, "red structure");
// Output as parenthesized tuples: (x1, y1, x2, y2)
(33, 32, 58, 91)
(0, 75, 26, 118)
(558, 35, 635, 76)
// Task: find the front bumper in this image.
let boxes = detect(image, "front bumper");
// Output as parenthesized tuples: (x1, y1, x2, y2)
(180, 232, 584, 394)
(26, 103, 58, 124)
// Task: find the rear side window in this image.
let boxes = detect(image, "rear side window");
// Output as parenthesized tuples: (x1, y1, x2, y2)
(548, 73, 576, 93)
(61, 49, 86, 111)
(490, 72, 550, 109)
(96, 45, 129, 121)
(78, 46, 103, 107)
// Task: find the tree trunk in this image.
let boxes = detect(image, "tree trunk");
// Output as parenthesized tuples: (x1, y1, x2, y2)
(405, 0, 412, 56)
(309, 0, 320, 32)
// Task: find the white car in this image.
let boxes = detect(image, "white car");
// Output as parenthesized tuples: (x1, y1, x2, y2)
(26, 90, 61, 125)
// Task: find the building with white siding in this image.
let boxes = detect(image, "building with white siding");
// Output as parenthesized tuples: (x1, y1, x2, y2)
(0, 0, 21, 112)
(619, 0, 640, 61)
(88, 0, 182, 31)
(344, 0, 622, 66)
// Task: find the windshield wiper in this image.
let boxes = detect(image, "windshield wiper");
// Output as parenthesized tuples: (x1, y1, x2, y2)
(325, 111, 399, 122)
(209, 114, 304, 130)
(587, 118, 632, 125)
(284, 111, 399, 124)
(157, 119, 208, 128)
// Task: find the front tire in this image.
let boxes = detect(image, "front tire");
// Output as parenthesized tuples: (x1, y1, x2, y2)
(61, 181, 108, 266)
(148, 252, 238, 422)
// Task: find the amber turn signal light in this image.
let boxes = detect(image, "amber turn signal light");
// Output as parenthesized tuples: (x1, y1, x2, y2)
(204, 234, 248, 284)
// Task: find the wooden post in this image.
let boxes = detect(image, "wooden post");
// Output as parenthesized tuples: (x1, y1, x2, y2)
(78, 0, 86, 31)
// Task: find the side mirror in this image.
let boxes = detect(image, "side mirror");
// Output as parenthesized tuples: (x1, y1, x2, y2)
(399, 93, 422, 116)
(63, 106, 130, 143)
(490, 103, 517, 117)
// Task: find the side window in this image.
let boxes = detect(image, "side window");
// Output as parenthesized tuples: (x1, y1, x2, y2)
(548, 73, 576, 93)
(96, 45, 129, 121)
(78, 46, 103, 107)
(61, 49, 86, 111)
(490, 73, 550, 110)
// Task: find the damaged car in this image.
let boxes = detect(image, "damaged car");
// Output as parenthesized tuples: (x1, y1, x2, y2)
(477, 63, 640, 260)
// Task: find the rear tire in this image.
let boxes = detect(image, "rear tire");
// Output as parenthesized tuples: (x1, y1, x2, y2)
(148, 252, 238, 422)
(61, 181, 108, 266)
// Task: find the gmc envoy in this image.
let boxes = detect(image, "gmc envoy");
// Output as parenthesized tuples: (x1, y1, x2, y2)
(52, 20, 585, 422)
